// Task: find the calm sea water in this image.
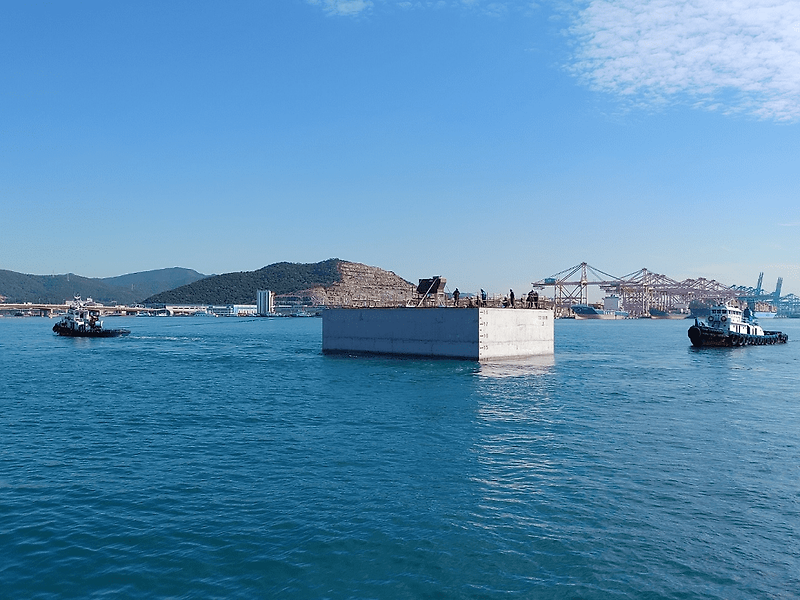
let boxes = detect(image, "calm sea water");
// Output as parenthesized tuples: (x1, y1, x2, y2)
(1, 315, 799, 599)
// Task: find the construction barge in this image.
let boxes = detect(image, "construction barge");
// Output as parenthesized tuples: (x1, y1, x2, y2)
(322, 277, 553, 360)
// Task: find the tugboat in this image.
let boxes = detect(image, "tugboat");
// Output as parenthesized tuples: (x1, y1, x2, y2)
(52, 296, 130, 338)
(687, 302, 787, 347)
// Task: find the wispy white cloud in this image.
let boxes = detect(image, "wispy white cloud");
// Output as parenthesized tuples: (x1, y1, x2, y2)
(396, 1, 449, 10)
(308, 0, 374, 16)
(307, 0, 518, 17)
(305, 0, 800, 120)
(483, 2, 511, 17)
(569, 0, 800, 121)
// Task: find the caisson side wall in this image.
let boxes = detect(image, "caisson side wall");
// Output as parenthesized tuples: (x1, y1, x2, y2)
(322, 307, 553, 360)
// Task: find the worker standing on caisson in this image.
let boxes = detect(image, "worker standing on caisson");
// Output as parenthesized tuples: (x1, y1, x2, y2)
(453, 288, 460, 307)
(509, 289, 515, 308)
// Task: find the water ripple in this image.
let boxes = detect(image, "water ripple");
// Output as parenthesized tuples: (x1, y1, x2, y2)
(2, 317, 800, 598)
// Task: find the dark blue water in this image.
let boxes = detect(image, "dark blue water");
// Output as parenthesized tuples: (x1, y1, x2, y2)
(2, 316, 799, 599)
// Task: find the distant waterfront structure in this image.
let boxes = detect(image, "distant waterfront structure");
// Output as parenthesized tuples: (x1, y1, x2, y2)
(209, 305, 257, 317)
(257, 290, 274, 316)
(532, 262, 794, 319)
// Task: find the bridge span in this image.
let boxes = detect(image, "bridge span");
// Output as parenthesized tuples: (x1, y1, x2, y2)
(0, 303, 200, 316)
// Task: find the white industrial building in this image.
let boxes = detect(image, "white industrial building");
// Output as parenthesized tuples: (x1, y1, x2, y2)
(257, 290, 275, 316)
(208, 304, 257, 317)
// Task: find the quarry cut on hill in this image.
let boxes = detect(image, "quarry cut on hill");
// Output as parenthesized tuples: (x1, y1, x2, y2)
(286, 261, 415, 308)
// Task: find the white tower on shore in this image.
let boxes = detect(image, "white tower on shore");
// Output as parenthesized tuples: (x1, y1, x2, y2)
(256, 290, 274, 316)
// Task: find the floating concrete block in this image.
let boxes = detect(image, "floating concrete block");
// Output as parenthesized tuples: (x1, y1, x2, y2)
(322, 307, 553, 360)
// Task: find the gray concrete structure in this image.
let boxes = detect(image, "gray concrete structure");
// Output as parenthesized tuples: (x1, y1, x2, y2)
(322, 307, 553, 360)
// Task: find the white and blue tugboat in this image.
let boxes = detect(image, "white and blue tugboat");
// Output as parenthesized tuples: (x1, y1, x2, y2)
(687, 302, 787, 347)
(53, 296, 130, 338)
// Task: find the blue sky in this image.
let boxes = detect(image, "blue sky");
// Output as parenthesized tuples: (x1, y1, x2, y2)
(2, 0, 798, 297)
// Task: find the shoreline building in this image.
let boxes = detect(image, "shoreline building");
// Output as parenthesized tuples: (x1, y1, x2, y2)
(209, 304, 257, 317)
(257, 290, 274, 316)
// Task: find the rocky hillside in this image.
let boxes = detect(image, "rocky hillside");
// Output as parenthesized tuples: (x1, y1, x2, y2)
(286, 261, 415, 307)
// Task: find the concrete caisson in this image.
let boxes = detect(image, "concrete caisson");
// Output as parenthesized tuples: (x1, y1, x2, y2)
(322, 307, 553, 360)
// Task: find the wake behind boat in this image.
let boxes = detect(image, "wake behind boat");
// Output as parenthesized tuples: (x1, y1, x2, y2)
(52, 296, 130, 338)
(687, 302, 787, 347)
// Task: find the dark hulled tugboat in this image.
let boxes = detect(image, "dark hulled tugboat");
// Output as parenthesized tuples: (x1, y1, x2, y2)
(688, 302, 787, 347)
(53, 296, 130, 338)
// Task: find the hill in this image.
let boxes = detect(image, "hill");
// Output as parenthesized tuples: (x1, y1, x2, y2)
(0, 267, 207, 304)
(144, 259, 344, 305)
(101, 267, 208, 301)
(143, 259, 415, 307)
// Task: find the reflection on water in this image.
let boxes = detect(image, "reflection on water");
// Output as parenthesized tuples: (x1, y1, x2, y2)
(476, 354, 556, 378)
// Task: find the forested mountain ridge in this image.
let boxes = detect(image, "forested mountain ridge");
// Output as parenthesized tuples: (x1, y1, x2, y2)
(0, 267, 207, 304)
(100, 268, 209, 301)
(143, 259, 344, 305)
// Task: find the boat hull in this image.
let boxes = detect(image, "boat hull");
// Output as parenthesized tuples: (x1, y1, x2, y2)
(649, 308, 688, 319)
(571, 304, 628, 319)
(53, 324, 130, 338)
(687, 324, 787, 347)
